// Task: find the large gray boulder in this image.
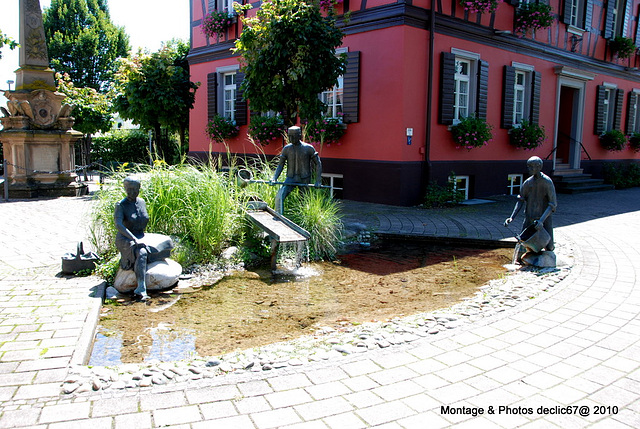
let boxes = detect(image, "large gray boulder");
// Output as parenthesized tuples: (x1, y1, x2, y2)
(113, 259, 182, 293)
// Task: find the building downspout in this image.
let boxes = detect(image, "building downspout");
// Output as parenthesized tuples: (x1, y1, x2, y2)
(424, 0, 435, 191)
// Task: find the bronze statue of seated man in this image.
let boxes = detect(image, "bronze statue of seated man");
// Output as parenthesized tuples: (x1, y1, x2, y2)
(114, 176, 174, 300)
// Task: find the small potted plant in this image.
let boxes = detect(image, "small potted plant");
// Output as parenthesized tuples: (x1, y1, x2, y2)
(449, 115, 493, 150)
(628, 132, 640, 152)
(201, 9, 236, 40)
(509, 120, 546, 150)
(206, 114, 239, 143)
(460, 0, 501, 14)
(599, 129, 627, 151)
(304, 115, 346, 146)
(248, 115, 287, 146)
(319, 0, 344, 11)
(515, 2, 554, 36)
(609, 36, 636, 59)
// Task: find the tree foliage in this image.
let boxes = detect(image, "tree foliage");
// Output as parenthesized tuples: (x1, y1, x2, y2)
(0, 30, 18, 60)
(233, 0, 347, 125)
(43, 0, 129, 91)
(113, 40, 199, 160)
(56, 72, 112, 136)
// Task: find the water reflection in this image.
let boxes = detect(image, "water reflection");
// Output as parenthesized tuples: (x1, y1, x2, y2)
(90, 325, 197, 366)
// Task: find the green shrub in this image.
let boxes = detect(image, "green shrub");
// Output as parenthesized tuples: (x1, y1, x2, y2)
(423, 173, 465, 208)
(603, 162, 640, 188)
(92, 130, 151, 165)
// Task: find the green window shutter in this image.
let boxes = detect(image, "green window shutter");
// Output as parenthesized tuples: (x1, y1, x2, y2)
(476, 60, 489, 120)
(604, 0, 616, 39)
(595, 85, 606, 134)
(563, 0, 572, 25)
(502, 66, 516, 129)
(635, 10, 640, 47)
(235, 72, 248, 126)
(614, 88, 624, 130)
(585, 0, 594, 31)
(207, 72, 218, 122)
(439, 52, 456, 125)
(342, 51, 360, 124)
(626, 91, 637, 133)
(530, 71, 542, 124)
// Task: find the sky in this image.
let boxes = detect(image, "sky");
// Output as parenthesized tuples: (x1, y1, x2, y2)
(0, 0, 190, 96)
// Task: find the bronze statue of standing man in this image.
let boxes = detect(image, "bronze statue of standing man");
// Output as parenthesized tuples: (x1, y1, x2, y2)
(505, 156, 557, 254)
(272, 126, 322, 213)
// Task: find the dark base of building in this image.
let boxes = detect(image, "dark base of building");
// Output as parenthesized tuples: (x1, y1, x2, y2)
(189, 151, 425, 206)
(189, 151, 633, 206)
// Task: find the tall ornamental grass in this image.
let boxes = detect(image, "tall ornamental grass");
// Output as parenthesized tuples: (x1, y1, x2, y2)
(88, 159, 343, 271)
(285, 190, 343, 260)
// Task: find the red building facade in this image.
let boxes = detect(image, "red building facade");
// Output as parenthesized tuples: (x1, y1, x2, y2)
(188, 0, 640, 205)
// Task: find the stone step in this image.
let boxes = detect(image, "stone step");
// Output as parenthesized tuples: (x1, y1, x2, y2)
(553, 167, 584, 176)
(553, 173, 592, 182)
(557, 183, 615, 194)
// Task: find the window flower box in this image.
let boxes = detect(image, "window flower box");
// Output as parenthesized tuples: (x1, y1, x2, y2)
(599, 129, 627, 151)
(449, 115, 493, 150)
(248, 115, 287, 146)
(609, 36, 636, 59)
(201, 10, 237, 40)
(460, 0, 502, 14)
(628, 132, 640, 152)
(515, 2, 554, 36)
(206, 114, 239, 143)
(509, 120, 546, 150)
(304, 116, 346, 147)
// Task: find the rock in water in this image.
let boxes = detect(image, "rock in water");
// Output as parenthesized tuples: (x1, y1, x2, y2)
(113, 259, 182, 293)
(521, 251, 556, 268)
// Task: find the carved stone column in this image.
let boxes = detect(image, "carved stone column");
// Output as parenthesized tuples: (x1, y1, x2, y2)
(0, 0, 86, 197)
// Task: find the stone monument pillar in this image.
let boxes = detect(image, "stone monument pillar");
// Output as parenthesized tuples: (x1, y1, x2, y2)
(0, 0, 85, 198)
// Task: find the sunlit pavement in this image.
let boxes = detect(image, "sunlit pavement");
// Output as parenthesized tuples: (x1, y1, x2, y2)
(0, 188, 639, 428)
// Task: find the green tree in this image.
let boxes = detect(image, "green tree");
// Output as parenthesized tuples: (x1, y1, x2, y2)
(43, 0, 129, 91)
(0, 30, 18, 60)
(113, 40, 199, 161)
(233, 0, 347, 126)
(56, 72, 112, 170)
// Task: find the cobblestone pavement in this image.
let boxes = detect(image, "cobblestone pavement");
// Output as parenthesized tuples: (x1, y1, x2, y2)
(0, 188, 639, 428)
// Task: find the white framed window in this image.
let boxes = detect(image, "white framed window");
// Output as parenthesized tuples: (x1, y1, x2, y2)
(602, 84, 617, 131)
(507, 174, 523, 196)
(319, 48, 347, 119)
(450, 49, 481, 124)
(449, 175, 470, 200)
(513, 70, 527, 125)
(221, 0, 235, 13)
(223, 72, 236, 121)
(454, 59, 472, 123)
(321, 173, 343, 199)
(321, 75, 344, 118)
(569, 0, 586, 28)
